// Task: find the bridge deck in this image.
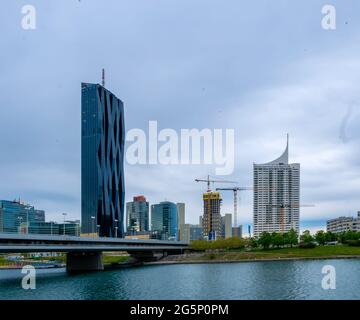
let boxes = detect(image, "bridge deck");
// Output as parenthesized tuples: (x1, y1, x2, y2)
(0, 234, 189, 253)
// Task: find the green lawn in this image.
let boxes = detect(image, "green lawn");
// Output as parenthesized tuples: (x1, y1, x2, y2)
(181, 245, 360, 262)
(251, 245, 360, 257)
(103, 255, 129, 265)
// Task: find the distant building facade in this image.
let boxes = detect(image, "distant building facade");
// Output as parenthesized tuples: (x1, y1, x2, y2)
(0, 200, 45, 233)
(221, 214, 232, 239)
(189, 224, 203, 241)
(177, 203, 185, 240)
(327, 212, 360, 234)
(232, 226, 243, 238)
(28, 220, 80, 236)
(151, 201, 178, 240)
(180, 224, 203, 242)
(202, 191, 222, 240)
(126, 196, 149, 233)
(253, 136, 300, 237)
(0, 200, 80, 236)
(81, 82, 125, 238)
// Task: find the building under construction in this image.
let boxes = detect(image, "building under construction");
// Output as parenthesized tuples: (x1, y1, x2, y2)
(202, 191, 223, 240)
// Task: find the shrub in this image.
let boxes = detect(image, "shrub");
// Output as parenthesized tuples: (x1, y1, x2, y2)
(299, 242, 316, 249)
(347, 240, 360, 247)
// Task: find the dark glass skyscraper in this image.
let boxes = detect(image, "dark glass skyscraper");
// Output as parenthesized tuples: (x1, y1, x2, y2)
(81, 83, 125, 238)
(151, 201, 178, 240)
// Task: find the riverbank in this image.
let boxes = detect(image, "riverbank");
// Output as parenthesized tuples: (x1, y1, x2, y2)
(145, 245, 360, 266)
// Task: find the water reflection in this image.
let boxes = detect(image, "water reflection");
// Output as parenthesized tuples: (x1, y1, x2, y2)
(0, 259, 359, 300)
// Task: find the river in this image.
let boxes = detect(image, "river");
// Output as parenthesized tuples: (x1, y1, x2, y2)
(0, 259, 359, 300)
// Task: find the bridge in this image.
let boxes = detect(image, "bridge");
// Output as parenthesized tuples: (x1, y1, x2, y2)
(0, 234, 189, 272)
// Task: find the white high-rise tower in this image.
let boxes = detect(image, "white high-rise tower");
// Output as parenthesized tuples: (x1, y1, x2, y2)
(253, 135, 300, 237)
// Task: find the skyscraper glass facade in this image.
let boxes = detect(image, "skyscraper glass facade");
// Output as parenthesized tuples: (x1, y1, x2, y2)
(81, 83, 125, 237)
(151, 201, 178, 240)
(0, 200, 45, 233)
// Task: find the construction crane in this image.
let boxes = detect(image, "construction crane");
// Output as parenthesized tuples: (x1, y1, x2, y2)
(195, 175, 237, 192)
(216, 187, 252, 227)
(266, 203, 315, 233)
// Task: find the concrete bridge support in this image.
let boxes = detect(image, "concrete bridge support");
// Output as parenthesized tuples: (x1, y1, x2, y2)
(130, 250, 168, 263)
(66, 252, 104, 272)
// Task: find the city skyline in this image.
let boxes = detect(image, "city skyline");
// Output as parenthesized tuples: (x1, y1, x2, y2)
(1, 1, 360, 235)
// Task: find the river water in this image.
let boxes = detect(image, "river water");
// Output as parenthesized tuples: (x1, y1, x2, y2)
(0, 259, 359, 300)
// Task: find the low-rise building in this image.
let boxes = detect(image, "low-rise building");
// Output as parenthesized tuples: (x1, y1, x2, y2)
(0, 199, 45, 234)
(327, 212, 360, 234)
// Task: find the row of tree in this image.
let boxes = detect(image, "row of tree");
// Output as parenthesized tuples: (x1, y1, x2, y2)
(256, 229, 360, 249)
(255, 229, 298, 249)
(190, 229, 360, 251)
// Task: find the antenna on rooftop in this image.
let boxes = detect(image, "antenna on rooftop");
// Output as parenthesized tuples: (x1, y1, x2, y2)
(101, 68, 105, 87)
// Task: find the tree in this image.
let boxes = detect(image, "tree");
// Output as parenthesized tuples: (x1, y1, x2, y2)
(288, 229, 298, 248)
(315, 231, 326, 245)
(325, 231, 337, 243)
(344, 230, 360, 242)
(258, 232, 272, 250)
(282, 232, 290, 247)
(248, 237, 258, 249)
(300, 230, 314, 244)
(271, 232, 284, 248)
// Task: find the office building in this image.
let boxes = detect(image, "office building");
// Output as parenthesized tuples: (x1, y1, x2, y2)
(126, 196, 149, 233)
(202, 191, 222, 240)
(177, 203, 185, 240)
(327, 212, 360, 234)
(232, 226, 243, 238)
(28, 220, 80, 236)
(180, 224, 190, 242)
(151, 201, 178, 240)
(81, 82, 125, 238)
(0, 200, 45, 233)
(190, 224, 203, 241)
(180, 224, 203, 242)
(253, 136, 300, 237)
(221, 213, 232, 239)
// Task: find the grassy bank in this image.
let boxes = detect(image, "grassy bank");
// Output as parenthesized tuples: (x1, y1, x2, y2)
(161, 245, 360, 264)
(103, 255, 129, 265)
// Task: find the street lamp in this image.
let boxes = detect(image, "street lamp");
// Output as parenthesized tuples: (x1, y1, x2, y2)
(62, 213, 67, 236)
(91, 216, 96, 236)
(114, 219, 118, 238)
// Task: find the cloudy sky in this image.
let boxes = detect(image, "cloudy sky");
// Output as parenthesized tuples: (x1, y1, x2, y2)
(1, 0, 360, 234)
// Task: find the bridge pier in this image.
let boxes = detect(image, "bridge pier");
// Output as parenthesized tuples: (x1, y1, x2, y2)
(66, 252, 104, 272)
(130, 250, 168, 263)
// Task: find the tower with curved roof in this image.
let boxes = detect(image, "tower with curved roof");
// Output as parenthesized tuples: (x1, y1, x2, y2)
(253, 135, 300, 237)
